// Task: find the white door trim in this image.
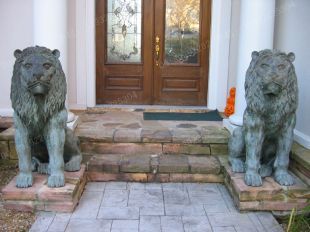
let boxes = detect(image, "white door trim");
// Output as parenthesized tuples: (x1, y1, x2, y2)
(75, 0, 232, 110)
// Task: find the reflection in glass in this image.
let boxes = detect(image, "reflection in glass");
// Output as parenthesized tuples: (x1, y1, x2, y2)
(107, 0, 142, 63)
(165, 0, 200, 64)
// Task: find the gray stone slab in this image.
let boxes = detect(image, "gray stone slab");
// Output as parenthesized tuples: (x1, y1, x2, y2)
(145, 183, 162, 190)
(165, 204, 205, 216)
(30, 212, 55, 232)
(129, 189, 163, 207)
(203, 203, 230, 213)
(217, 184, 238, 213)
(162, 183, 184, 191)
(97, 206, 139, 220)
(256, 212, 284, 232)
(212, 226, 236, 232)
(182, 216, 212, 232)
(188, 190, 223, 204)
(101, 189, 129, 207)
(207, 213, 255, 228)
(163, 189, 190, 205)
(84, 182, 106, 192)
(71, 192, 103, 219)
(247, 213, 266, 232)
(66, 219, 112, 232)
(105, 182, 128, 190)
(140, 205, 165, 216)
(47, 213, 71, 232)
(140, 216, 161, 232)
(184, 183, 220, 193)
(111, 219, 139, 232)
(127, 182, 145, 190)
(160, 216, 184, 232)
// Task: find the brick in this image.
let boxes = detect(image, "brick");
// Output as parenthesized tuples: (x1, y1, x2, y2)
(0, 141, 9, 159)
(291, 142, 310, 171)
(9, 141, 18, 159)
(38, 183, 76, 201)
(171, 129, 202, 143)
(0, 127, 15, 140)
(231, 176, 283, 201)
(2, 174, 46, 201)
(121, 154, 151, 173)
(237, 198, 308, 211)
(141, 129, 172, 143)
(44, 201, 76, 213)
(147, 173, 170, 182)
(87, 154, 121, 173)
(163, 143, 211, 155)
(170, 173, 224, 183)
(210, 144, 228, 155)
(188, 156, 221, 174)
(114, 128, 142, 142)
(159, 154, 189, 173)
(76, 127, 115, 142)
(80, 142, 162, 155)
(3, 200, 36, 212)
(200, 126, 229, 143)
(87, 172, 147, 182)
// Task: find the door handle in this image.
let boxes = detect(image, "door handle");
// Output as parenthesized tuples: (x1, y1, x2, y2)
(155, 36, 160, 66)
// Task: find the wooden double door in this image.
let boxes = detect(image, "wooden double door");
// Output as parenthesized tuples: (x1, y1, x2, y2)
(96, 0, 211, 105)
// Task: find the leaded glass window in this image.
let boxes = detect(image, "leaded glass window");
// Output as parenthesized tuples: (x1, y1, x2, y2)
(107, 0, 142, 63)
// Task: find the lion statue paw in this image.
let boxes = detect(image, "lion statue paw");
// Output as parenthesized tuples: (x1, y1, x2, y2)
(48, 173, 65, 188)
(274, 170, 295, 186)
(16, 173, 33, 188)
(245, 171, 262, 187)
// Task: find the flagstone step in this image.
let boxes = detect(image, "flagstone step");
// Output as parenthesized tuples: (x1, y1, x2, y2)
(2, 165, 87, 212)
(86, 153, 224, 183)
(219, 156, 310, 212)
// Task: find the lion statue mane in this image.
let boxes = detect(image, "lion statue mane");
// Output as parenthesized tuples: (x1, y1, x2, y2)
(228, 49, 298, 186)
(11, 46, 82, 188)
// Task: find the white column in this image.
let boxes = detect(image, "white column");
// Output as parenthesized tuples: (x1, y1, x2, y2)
(228, 0, 276, 126)
(33, 0, 76, 123)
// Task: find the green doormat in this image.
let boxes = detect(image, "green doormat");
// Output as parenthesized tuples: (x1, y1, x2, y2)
(143, 110, 223, 121)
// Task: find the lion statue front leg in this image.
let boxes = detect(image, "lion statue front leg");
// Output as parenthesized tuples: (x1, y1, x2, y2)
(274, 115, 296, 186)
(44, 110, 67, 188)
(244, 112, 264, 187)
(14, 114, 33, 188)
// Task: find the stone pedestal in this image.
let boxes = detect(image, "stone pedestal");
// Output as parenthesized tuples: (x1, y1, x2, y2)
(223, 164, 309, 211)
(2, 165, 86, 213)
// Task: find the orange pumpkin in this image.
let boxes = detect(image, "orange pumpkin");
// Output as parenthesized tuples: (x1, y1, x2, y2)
(224, 87, 236, 117)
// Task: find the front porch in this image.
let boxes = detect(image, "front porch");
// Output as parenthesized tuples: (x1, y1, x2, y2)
(1, 110, 309, 214)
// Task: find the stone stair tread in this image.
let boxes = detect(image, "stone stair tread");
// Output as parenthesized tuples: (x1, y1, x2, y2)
(86, 153, 221, 175)
(291, 143, 310, 171)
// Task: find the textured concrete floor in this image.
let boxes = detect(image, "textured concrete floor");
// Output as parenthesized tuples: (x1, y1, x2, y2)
(29, 182, 283, 232)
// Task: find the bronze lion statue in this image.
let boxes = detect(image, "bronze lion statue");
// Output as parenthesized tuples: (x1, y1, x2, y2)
(229, 49, 298, 186)
(11, 46, 82, 188)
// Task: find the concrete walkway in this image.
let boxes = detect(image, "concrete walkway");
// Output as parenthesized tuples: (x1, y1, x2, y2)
(29, 182, 283, 232)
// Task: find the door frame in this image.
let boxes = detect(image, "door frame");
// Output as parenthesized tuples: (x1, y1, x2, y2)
(74, 0, 231, 111)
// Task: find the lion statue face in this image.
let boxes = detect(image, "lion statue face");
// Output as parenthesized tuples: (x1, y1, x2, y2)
(11, 46, 67, 124)
(245, 50, 298, 115)
(254, 51, 295, 96)
(18, 49, 60, 96)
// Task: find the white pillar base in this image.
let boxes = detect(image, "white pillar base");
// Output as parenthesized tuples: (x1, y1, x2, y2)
(229, 114, 243, 127)
(223, 118, 239, 134)
(67, 115, 79, 131)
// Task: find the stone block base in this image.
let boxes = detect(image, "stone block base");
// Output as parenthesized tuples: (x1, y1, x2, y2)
(223, 164, 309, 211)
(2, 165, 87, 213)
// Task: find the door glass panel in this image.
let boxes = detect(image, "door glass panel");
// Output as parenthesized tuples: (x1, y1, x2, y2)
(165, 0, 200, 64)
(107, 0, 142, 63)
